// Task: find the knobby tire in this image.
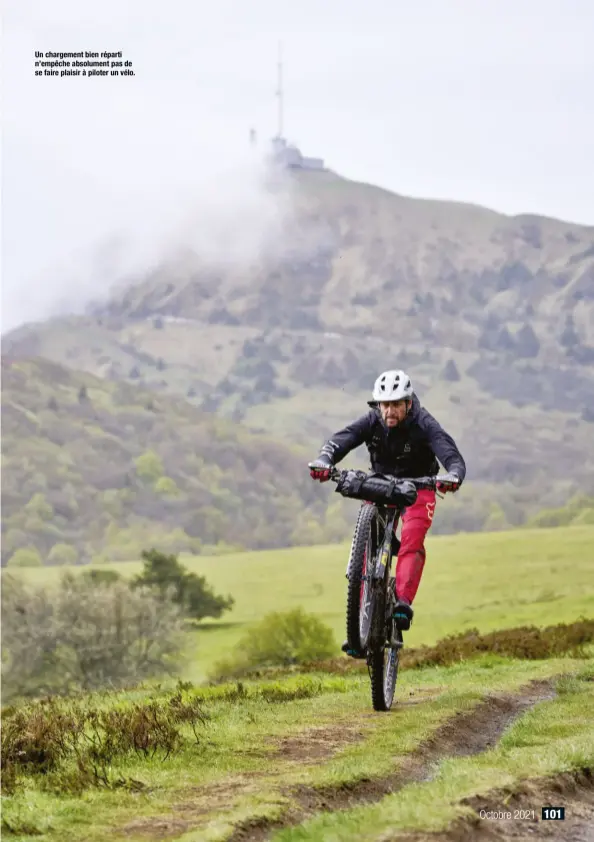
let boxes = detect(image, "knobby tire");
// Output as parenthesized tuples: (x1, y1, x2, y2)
(369, 562, 399, 712)
(345, 503, 377, 654)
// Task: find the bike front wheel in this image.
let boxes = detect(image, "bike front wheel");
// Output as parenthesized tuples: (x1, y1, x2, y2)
(345, 503, 379, 654)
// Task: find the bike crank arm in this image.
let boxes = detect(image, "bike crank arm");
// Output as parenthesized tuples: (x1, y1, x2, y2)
(387, 635, 404, 650)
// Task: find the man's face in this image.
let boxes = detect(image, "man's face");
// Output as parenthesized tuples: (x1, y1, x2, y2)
(380, 399, 409, 427)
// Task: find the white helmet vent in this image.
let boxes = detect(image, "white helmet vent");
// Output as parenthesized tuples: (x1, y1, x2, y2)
(372, 370, 414, 402)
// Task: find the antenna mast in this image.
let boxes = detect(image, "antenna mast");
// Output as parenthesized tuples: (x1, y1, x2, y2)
(276, 41, 284, 137)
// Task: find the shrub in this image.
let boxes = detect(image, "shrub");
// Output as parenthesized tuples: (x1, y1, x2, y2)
(571, 508, 594, 525)
(1, 572, 186, 700)
(214, 607, 337, 679)
(1, 688, 207, 795)
(80, 568, 122, 585)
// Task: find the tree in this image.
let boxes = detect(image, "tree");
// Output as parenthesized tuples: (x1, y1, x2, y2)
(131, 548, 234, 622)
(134, 450, 164, 482)
(47, 543, 78, 566)
(154, 476, 181, 497)
(24, 493, 53, 521)
(3, 528, 30, 556)
(7, 547, 43, 568)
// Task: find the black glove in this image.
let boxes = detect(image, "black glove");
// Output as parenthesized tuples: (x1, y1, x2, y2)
(308, 457, 333, 482)
(436, 472, 461, 493)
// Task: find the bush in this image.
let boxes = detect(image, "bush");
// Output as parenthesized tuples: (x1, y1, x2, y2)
(154, 476, 181, 497)
(7, 547, 43, 568)
(134, 450, 164, 482)
(81, 568, 122, 585)
(402, 619, 594, 668)
(571, 508, 594, 525)
(528, 493, 594, 528)
(1, 688, 207, 795)
(213, 607, 337, 679)
(1, 572, 186, 700)
(132, 549, 234, 622)
(47, 543, 78, 566)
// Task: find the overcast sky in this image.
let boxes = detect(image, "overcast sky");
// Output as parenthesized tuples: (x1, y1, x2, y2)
(2, 0, 593, 332)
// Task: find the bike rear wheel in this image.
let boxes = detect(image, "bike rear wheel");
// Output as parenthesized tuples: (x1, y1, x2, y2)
(345, 503, 379, 654)
(369, 642, 400, 711)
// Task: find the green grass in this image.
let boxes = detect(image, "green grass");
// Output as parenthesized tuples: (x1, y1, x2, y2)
(3, 656, 591, 842)
(271, 664, 594, 842)
(12, 525, 594, 682)
(4, 525, 593, 841)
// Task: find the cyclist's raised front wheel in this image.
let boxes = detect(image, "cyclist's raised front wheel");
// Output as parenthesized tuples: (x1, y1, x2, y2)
(345, 503, 378, 654)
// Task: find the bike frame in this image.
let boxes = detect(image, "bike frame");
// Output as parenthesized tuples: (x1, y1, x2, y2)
(327, 466, 451, 710)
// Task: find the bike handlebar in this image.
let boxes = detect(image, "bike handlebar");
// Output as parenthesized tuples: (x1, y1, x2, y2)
(327, 467, 449, 491)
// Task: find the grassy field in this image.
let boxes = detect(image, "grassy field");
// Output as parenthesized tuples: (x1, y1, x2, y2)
(13, 524, 594, 682)
(3, 656, 593, 841)
(3, 525, 594, 841)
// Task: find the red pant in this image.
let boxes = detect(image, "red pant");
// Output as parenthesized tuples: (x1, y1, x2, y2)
(394, 489, 436, 604)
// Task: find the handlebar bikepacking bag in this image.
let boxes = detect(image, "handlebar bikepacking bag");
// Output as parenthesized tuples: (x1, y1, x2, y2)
(335, 470, 418, 507)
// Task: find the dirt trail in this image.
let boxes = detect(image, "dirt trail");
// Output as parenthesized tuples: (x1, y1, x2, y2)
(229, 679, 556, 842)
(395, 768, 594, 842)
(120, 721, 368, 839)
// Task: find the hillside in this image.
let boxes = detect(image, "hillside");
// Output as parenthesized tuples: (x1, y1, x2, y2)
(3, 169, 594, 527)
(15, 524, 594, 682)
(0, 356, 358, 566)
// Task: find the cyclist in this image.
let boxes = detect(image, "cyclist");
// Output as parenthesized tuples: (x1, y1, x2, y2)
(308, 369, 466, 641)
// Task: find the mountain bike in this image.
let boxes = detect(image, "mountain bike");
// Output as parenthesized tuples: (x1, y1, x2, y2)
(327, 467, 447, 712)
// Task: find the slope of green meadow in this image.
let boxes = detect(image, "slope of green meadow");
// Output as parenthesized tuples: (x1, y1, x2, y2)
(14, 524, 594, 682)
(3, 524, 594, 842)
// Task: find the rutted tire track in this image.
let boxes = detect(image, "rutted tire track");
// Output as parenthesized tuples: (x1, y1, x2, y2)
(229, 679, 556, 842)
(394, 767, 594, 842)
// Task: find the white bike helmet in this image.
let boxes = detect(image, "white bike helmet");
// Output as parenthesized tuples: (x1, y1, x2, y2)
(371, 369, 414, 402)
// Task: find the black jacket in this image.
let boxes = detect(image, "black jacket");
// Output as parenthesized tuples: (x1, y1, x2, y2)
(318, 395, 466, 482)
